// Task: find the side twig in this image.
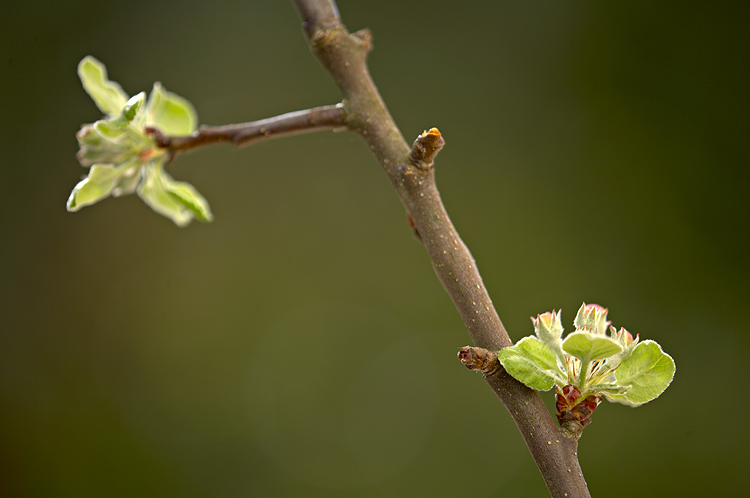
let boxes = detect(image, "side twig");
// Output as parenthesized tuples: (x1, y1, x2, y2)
(145, 104, 347, 156)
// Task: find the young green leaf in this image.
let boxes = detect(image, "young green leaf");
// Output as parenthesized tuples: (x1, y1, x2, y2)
(78, 56, 129, 116)
(165, 181, 214, 222)
(587, 383, 630, 398)
(94, 92, 147, 135)
(496, 337, 564, 391)
(562, 331, 622, 363)
(137, 161, 193, 226)
(137, 161, 211, 226)
(112, 168, 143, 197)
(122, 92, 146, 122)
(608, 340, 675, 406)
(146, 82, 197, 136)
(66, 162, 139, 211)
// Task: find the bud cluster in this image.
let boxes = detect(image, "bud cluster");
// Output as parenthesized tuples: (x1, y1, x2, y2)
(496, 303, 675, 430)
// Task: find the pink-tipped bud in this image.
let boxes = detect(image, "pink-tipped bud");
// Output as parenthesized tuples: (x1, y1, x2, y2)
(611, 326, 637, 346)
(623, 329, 634, 344)
(531, 310, 563, 342)
(574, 302, 610, 335)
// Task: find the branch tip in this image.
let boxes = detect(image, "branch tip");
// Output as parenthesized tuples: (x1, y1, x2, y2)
(409, 127, 445, 170)
(458, 346, 500, 374)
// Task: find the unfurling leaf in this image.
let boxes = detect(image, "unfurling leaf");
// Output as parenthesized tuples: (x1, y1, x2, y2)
(608, 340, 675, 406)
(146, 82, 197, 136)
(78, 56, 128, 116)
(94, 92, 146, 135)
(165, 180, 214, 222)
(66, 161, 140, 211)
(497, 337, 564, 391)
(562, 331, 622, 363)
(137, 161, 212, 226)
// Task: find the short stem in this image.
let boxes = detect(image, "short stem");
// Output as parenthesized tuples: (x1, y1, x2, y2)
(578, 359, 591, 390)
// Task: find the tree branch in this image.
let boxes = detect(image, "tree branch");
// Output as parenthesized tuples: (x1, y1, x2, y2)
(141, 2, 591, 494)
(145, 104, 347, 156)
(292, 1, 591, 496)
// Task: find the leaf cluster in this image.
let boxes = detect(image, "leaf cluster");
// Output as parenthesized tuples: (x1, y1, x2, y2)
(67, 57, 212, 226)
(497, 304, 675, 408)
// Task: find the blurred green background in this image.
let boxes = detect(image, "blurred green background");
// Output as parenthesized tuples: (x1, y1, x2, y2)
(1, 1, 748, 496)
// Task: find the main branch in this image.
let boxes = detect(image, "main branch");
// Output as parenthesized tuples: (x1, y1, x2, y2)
(293, 1, 590, 496)
(146, 2, 591, 495)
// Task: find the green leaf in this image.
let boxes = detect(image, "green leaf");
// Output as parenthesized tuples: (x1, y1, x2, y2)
(588, 383, 630, 398)
(112, 167, 142, 197)
(608, 340, 675, 406)
(137, 160, 211, 226)
(94, 92, 146, 134)
(562, 331, 623, 363)
(78, 56, 129, 116)
(66, 162, 139, 211)
(122, 92, 146, 122)
(145, 82, 197, 135)
(93, 120, 128, 139)
(496, 337, 563, 391)
(166, 181, 213, 222)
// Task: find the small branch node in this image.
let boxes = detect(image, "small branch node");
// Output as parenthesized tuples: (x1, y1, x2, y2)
(557, 414, 588, 440)
(351, 28, 374, 52)
(144, 126, 170, 148)
(409, 128, 445, 170)
(458, 346, 500, 374)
